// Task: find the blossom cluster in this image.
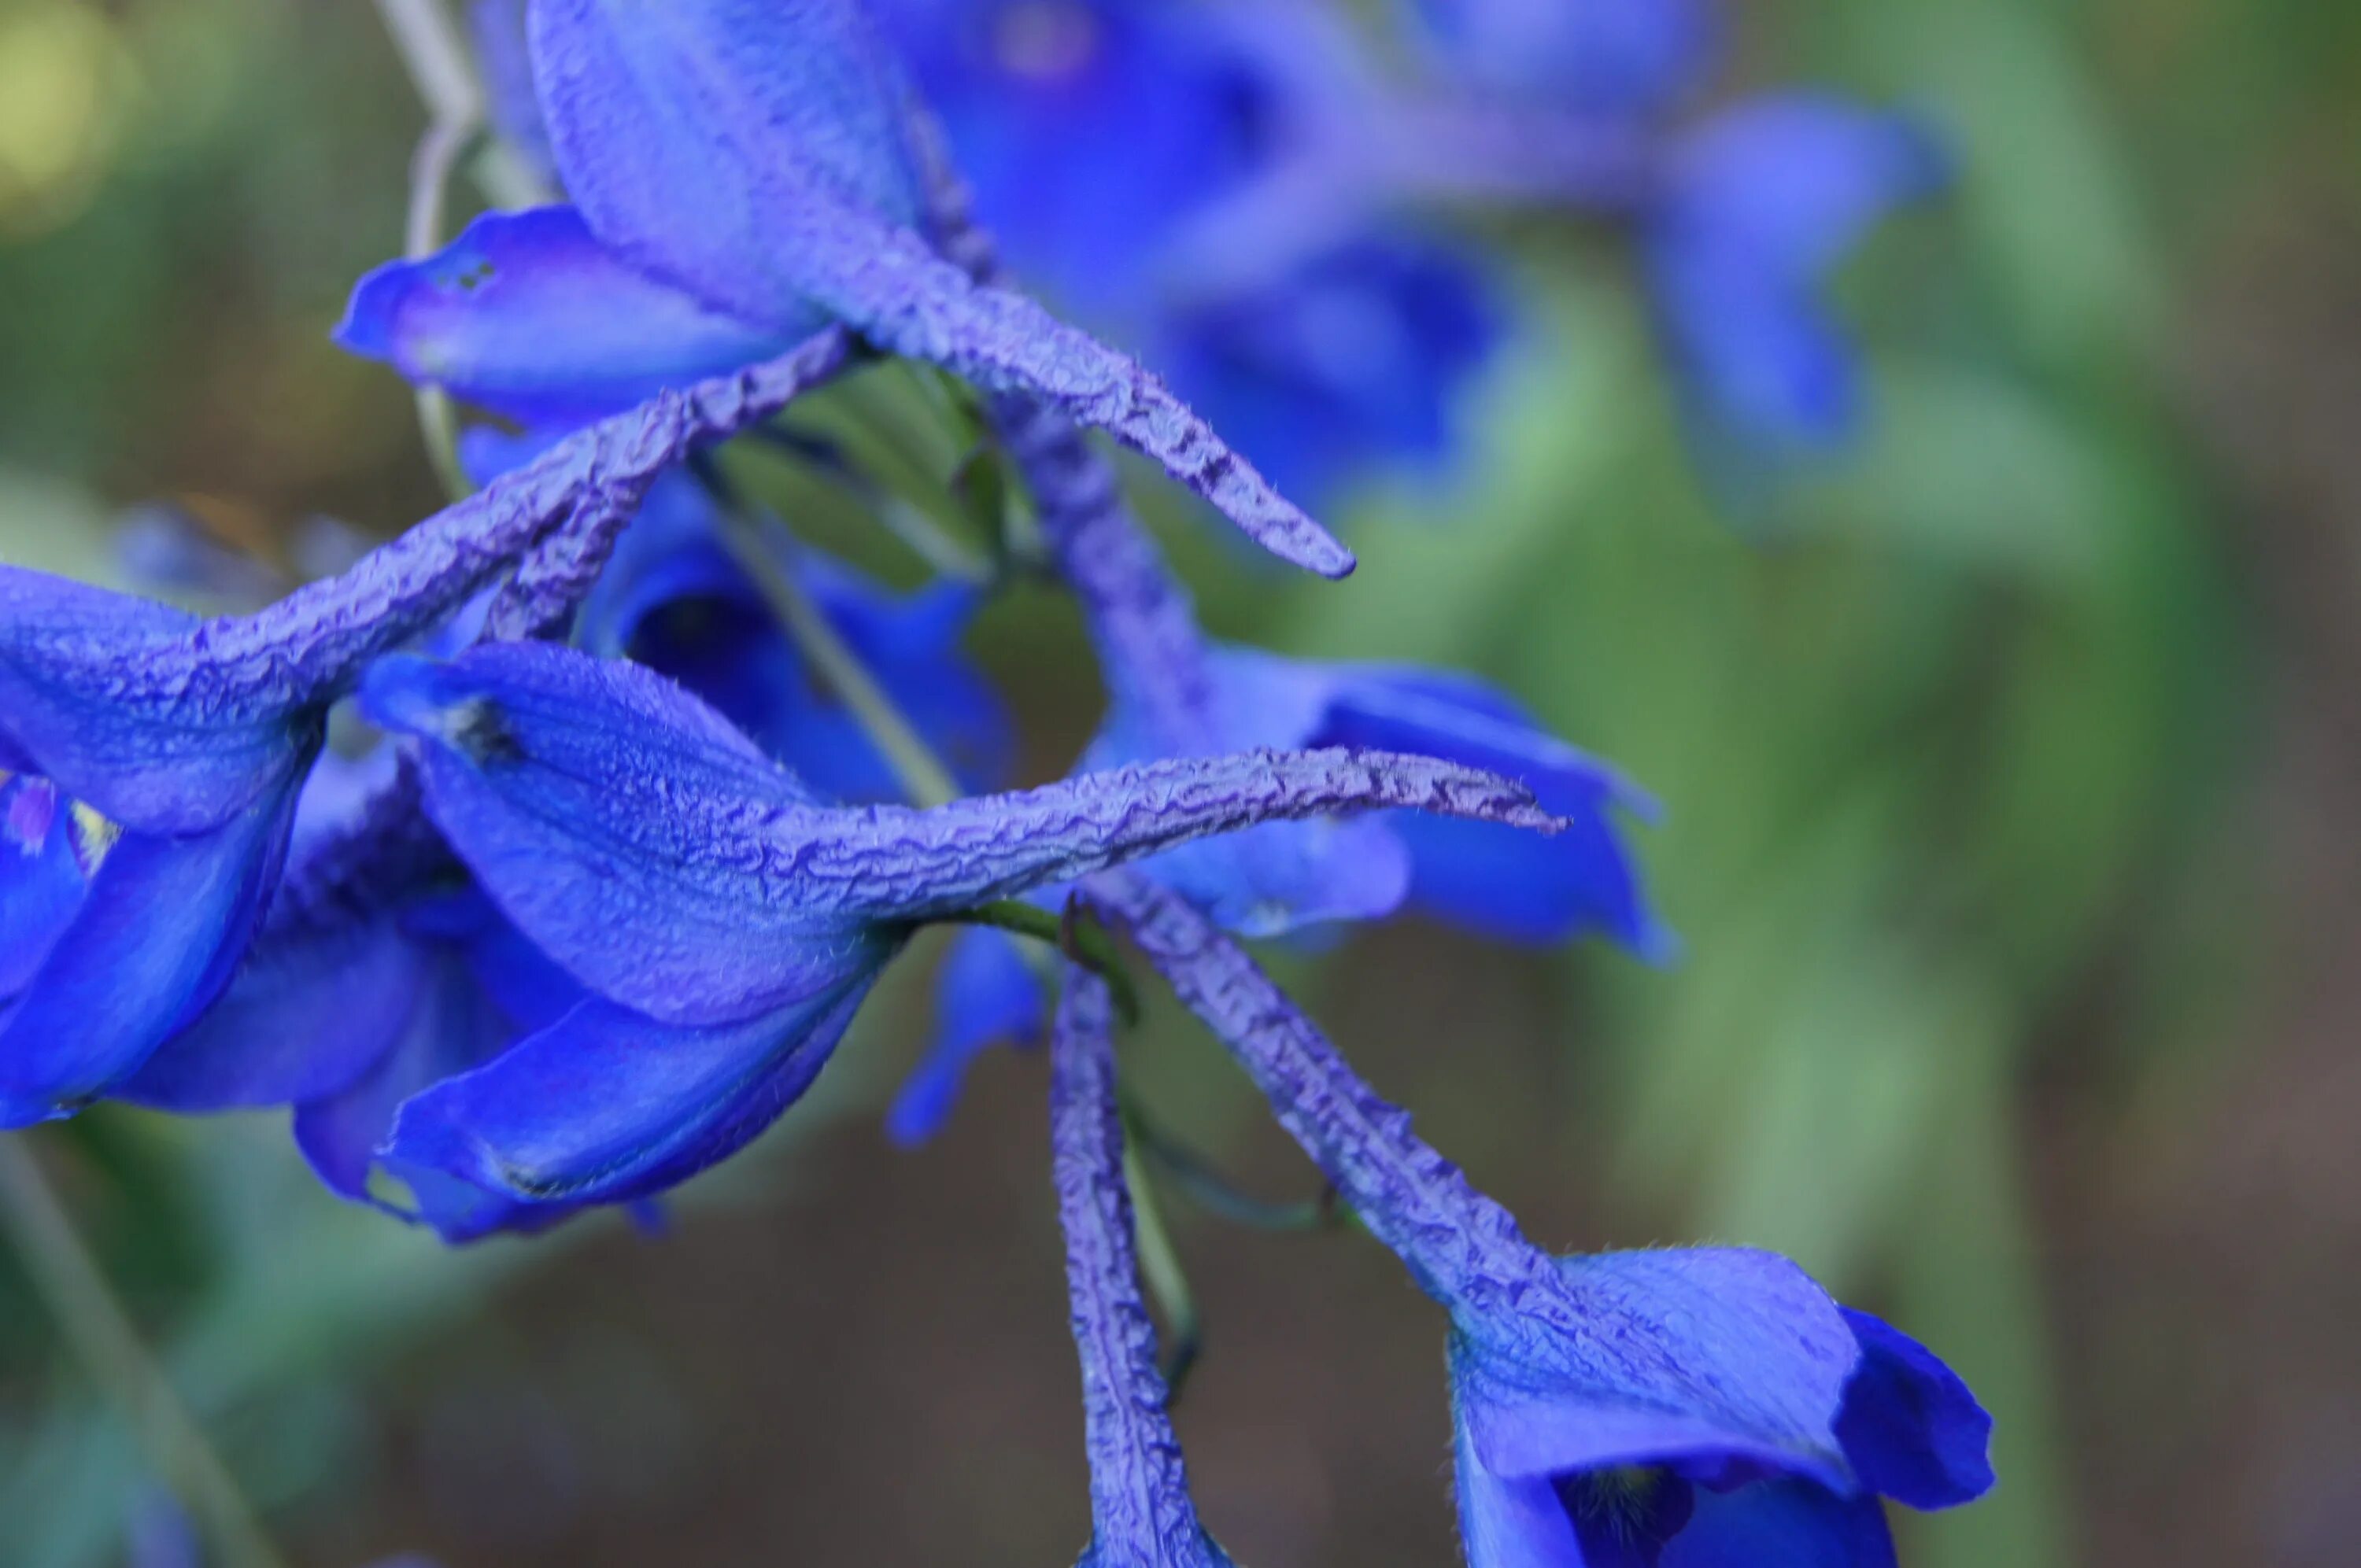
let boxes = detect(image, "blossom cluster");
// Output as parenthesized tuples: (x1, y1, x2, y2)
(1, 1, 1987, 1562)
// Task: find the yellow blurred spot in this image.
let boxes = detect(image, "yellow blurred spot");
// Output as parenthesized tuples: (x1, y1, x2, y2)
(0, 2, 138, 239)
(68, 800, 120, 873)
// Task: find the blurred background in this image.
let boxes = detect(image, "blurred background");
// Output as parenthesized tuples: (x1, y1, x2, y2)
(0, 0, 2355, 1564)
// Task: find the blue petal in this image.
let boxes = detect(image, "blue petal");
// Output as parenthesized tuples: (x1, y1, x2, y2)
(1831, 1308, 1995, 1511)
(1285, 657, 1671, 954)
(529, 0, 1354, 577)
(1646, 96, 1945, 468)
(1454, 1418, 1588, 1568)
(0, 778, 305, 1125)
(368, 642, 1554, 1023)
(1455, 1249, 1861, 1493)
(0, 568, 311, 833)
(1657, 1479, 1895, 1568)
(885, 922, 1044, 1146)
(469, 0, 557, 186)
(1409, 0, 1716, 116)
(334, 206, 808, 426)
(1157, 232, 1505, 507)
(382, 980, 877, 1235)
(0, 775, 92, 998)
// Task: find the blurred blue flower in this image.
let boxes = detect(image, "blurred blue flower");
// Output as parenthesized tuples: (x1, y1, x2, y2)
(355, 637, 1552, 1228)
(1405, 0, 1717, 116)
(885, 917, 1045, 1146)
(1643, 94, 1949, 489)
(1052, 968, 1238, 1566)
(1094, 870, 1994, 1568)
(1155, 233, 1505, 507)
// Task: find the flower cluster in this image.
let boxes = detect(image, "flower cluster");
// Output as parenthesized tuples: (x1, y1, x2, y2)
(2, 1, 1989, 1561)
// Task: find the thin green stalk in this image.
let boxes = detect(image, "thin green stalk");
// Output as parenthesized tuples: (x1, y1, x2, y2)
(0, 1138, 286, 1568)
(1124, 1101, 1345, 1235)
(708, 495, 965, 809)
(1121, 1137, 1203, 1404)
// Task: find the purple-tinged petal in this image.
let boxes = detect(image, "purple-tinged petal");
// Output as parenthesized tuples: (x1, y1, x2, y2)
(1407, 0, 1716, 116)
(1454, 1249, 1860, 1493)
(885, 921, 1044, 1146)
(1657, 1478, 1896, 1568)
(366, 640, 1559, 1025)
(0, 775, 91, 998)
(384, 979, 878, 1238)
(0, 777, 305, 1126)
(471, 0, 557, 185)
(529, 0, 1353, 577)
(1831, 1308, 1994, 1511)
(0, 569, 310, 834)
(335, 207, 811, 426)
(1454, 1418, 1588, 1568)
(1053, 968, 1237, 1568)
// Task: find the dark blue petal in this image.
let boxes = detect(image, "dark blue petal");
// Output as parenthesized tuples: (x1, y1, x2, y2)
(0, 568, 309, 833)
(0, 778, 304, 1125)
(1831, 1308, 1995, 1511)
(1657, 1478, 1895, 1568)
(1157, 233, 1505, 507)
(528, 0, 1355, 577)
(885, 921, 1044, 1146)
(334, 206, 809, 426)
(383, 980, 877, 1236)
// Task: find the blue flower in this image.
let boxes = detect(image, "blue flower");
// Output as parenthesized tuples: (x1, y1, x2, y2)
(467, 427, 1014, 802)
(1088, 644, 1665, 951)
(1155, 233, 1506, 508)
(1051, 966, 1237, 1566)
(1404, 0, 1717, 117)
(336, 0, 1354, 577)
(1091, 869, 1994, 1567)
(1643, 94, 1948, 489)
(0, 339, 844, 1127)
(886, 918, 1044, 1146)
(353, 637, 1559, 1228)
(875, 0, 1274, 317)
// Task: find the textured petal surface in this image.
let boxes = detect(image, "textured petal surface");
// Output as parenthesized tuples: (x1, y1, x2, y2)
(0, 569, 310, 833)
(886, 921, 1044, 1146)
(335, 206, 808, 426)
(1831, 1308, 1995, 1511)
(0, 779, 304, 1125)
(1455, 1249, 1860, 1492)
(384, 979, 876, 1237)
(369, 641, 1557, 1024)
(530, 0, 1352, 576)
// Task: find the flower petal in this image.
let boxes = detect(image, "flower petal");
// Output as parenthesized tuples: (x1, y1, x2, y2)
(529, 0, 1354, 577)
(382, 980, 878, 1237)
(885, 921, 1044, 1146)
(1453, 1418, 1588, 1568)
(0, 569, 309, 833)
(1831, 1308, 1995, 1511)
(0, 775, 91, 998)
(335, 206, 811, 426)
(368, 641, 1560, 1024)
(1409, 0, 1716, 116)
(1456, 1249, 1860, 1493)
(0, 780, 305, 1125)
(1658, 1478, 1896, 1568)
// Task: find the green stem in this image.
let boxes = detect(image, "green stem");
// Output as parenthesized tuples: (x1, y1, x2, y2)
(1124, 1101, 1346, 1234)
(0, 1138, 286, 1568)
(1121, 1137, 1202, 1404)
(706, 495, 965, 808)
(941, 899, 1142, 1025)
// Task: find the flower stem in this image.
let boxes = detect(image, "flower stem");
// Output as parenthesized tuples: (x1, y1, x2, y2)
(0, 1137, 287, 1568)
(1121, 1136, 1203, 1403)
(1124, 1099, 1347, 1235)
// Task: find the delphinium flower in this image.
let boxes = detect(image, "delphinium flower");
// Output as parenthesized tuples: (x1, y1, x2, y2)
(1088, 869, 1994, 1565)
(1050, 966, 1239, 1566)
(0, 335, 848, 1127)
